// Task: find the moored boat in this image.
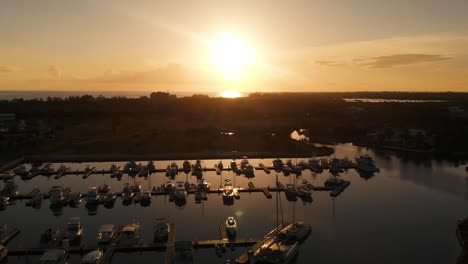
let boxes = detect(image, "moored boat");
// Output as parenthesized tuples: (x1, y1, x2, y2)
(80, 249, 103, 264)
(65, 216, 84, 241)
(355, 155, 380, 173)
(120, 223, 141, 246)
(226, 216, 237, 237)
(39, 249, 68, 264)
(153, 222, 170, 242)
(223, 179, 234, 203)
(97, 224, 115, 244)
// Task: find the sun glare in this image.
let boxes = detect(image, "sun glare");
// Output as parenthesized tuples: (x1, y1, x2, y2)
(211, 33, 255, 80)
(220, 90, 241, 98)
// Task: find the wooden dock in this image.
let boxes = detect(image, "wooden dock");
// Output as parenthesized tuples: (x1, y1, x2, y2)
(0, 227, 20, 244)
(164, 223, 176, 264)
(219, 220, 228, 240)
(261, 188, 272, 199)
(259, 163, 271, 174)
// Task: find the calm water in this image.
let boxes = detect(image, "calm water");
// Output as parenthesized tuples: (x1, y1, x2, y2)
(1, 143, 468, 263)
(343, 98, 447, 103)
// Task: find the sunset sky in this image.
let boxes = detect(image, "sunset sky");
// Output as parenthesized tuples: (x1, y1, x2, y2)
(1, 0, 468, 93)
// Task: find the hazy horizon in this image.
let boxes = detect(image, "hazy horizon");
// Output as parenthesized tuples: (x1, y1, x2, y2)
(1, 0, 468, 93)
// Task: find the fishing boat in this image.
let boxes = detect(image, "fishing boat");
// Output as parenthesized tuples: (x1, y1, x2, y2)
(86, 187, 100, 205)
(80, 249, 103, 264)
(65, 217, 84, 241)
(277, 221, 312, 243)
(153, 222, 170, 242)
(173, 181, 187, 202)
(225, 216, 237, 237)
(222, 179, 235, 203)
(68, 192, 82, 207)
(120, 223, 141, 246)
(183, 160, 191, 173)
(39, 249, 68, 264)
(97, 224, 115, 244)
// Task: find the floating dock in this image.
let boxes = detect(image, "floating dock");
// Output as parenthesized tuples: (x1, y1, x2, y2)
(164, 223, 176, 264)
(0, 227, 20, 244)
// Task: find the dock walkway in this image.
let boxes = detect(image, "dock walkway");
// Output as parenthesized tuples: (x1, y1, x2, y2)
(164, 223, 176, 264)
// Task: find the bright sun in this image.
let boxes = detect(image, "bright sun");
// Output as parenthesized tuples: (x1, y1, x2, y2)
(220, 90, 241, 98)
(211, 32, 255, 80)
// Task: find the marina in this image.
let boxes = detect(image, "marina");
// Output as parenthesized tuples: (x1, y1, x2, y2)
(0, 144, 467, 263)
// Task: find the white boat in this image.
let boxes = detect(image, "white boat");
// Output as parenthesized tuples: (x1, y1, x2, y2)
(173, 181, 187, 201)
(222, 179, 234, 202)
(80, 249, 103, 264)
(97, 224, 115, 244)
(40, 249, 68, 264)
(153, 222, 170, 242)
(86, 187, 100, 204)
(0, 244, 7, 263)
(120, 224, 141, 245)
(65, 217, 84, 241)
(225, 217, 237, 237)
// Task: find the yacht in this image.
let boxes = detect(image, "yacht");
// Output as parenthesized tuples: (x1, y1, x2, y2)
(39, 249, 68, 264)
(192, 160, 203, 178)
(182, 161, 191, 173)
(80, 249, 103, 264)
(147, 160, 156, 172)
(1, 170, 15, 181)
(240, 158, 249, 171)
(217, 161, 224, 170)
(222, 179, 234, 203)
(252, 238, 299, 264)
(297, 161, 309, 170)
(244, 164, 255, 177)
(86, 187, 100, 205)
(284, 184, 297, 201)
(153, 222, 170, 242)
(124, 161, 138, 175)
(49, 185, 67, 205)
(97, 184, 110, 194)
(122, 184, 134, 204)
(42, 163, 55, 173)
(355, 155, 380, 173)
(308, 159, 323, 173)
(273, 159, 284, 171)
(173, 181, 187, 202)
(120, 224, 141, 246)
(140, 191, 151, 206)
(97, 224, 115, 244)
(277, 221, 312, 243)
(197, 178, 211, 190)
(13, 165, 27, 174)
(102, 192, 116, 207)
(0, 196, 9, 209)
(65, 217, 84, 241)
(0, 244, 7, 263)
(170, 162, 178, 176)
(163, 181, 175, 192)
(230, 160, 239, 173)
(68, 192, 82, 207)
(1, 179, 18, 196)
(225, 217, 237, 237)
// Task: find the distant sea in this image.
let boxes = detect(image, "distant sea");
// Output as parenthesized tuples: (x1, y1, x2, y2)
(0, 90, 222, 100)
